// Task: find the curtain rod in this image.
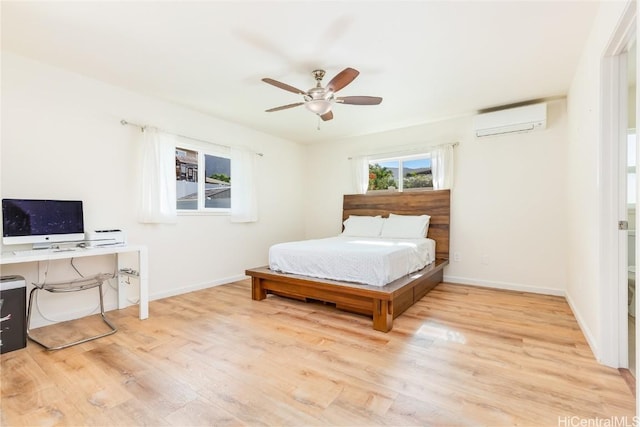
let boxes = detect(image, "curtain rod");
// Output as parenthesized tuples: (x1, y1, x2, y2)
(347, 141, 458, 160)
(120, 119, 264, 157)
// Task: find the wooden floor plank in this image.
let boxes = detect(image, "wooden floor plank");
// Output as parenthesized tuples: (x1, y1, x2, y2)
(1, 280, 635, 426)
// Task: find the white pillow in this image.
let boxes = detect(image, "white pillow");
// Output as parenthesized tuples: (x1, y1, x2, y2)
(342, 215, 384, 237)
(380, 213, 430, 238)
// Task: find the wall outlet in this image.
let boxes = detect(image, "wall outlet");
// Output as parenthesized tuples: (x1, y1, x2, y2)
(481, 254, 490, 265)
(453, 252, 461, 262)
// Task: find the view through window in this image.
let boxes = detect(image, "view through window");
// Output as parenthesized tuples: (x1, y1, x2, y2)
(176, 147, 231, 211)
(368, 155, 432, 191)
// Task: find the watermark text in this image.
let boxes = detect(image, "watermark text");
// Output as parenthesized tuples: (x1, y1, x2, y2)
(558, 416, 639, 427)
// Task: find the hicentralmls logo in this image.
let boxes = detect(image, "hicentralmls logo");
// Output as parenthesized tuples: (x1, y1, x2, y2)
(558, 416, 639, 427)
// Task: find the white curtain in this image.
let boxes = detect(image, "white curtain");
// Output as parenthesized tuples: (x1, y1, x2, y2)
(351, 156, 369, 194)
(138, 127, 177, 223)
(230, 147, 258, 223)
(431, 144, 454, 190)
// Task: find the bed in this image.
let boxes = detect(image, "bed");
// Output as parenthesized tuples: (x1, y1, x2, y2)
(269, 235, 436, 287)
(246, 189, 450, 332)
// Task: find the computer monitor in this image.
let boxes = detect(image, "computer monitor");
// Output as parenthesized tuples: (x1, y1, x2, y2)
(2, 199, 85, 248)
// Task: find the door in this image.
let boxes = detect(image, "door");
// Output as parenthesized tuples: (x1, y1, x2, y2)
(624, 40, 637, 376)
(614, 37, 637, 373)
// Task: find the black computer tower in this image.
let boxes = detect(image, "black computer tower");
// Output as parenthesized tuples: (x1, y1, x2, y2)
(0, 276, 27, 354)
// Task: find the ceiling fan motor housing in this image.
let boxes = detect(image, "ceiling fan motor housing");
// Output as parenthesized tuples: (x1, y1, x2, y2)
(306, 86, 332, 101)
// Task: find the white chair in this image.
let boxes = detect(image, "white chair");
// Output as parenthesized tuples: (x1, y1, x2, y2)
(26, 273, 117, 350)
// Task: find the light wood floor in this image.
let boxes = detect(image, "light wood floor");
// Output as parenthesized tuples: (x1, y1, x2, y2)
(1, 280, 635, 426)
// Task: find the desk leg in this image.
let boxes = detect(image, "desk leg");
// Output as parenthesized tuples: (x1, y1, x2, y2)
(116, 249, 149, 320)
(138, 247, 149, 320)
(117, 254, 127, 310)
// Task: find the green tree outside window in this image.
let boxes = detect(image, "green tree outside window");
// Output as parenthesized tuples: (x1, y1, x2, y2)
(368, 163, 397, 190)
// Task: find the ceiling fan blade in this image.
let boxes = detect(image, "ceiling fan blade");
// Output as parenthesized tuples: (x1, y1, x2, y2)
(265, 102, 304, 112)
(326, 68, 360, 93)
(262, 78, 307, 95)
(320, 111, 334, 121)
(336, 96, 383, 105)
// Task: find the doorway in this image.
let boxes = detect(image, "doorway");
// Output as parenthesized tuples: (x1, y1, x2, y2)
(599, 0, 637, 376)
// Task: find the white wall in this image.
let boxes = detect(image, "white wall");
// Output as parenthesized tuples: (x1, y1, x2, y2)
(1, 52, 306, 327)
(303, 99, 569, 295)
(565, 0, 632, 364)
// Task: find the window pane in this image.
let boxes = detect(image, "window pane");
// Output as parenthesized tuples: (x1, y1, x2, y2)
(403, 158, 433, 189)
(369, 161, 398, 190)
(204, 154, 231, 209)
(176, 148, 198, 210)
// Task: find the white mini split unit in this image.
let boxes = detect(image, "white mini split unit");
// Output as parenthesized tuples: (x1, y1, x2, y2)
(473, 102, 547, 138)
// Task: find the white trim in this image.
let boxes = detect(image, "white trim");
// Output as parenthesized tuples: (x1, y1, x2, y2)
(635, 11, 640, 417)
(148, 274, 247, 301)
(598, 52, 616, 366)
(597, 0, 637, 369)
(30, 301, 122, 329)
(443, 275, 564, 297)
(616, 53, 631, 369)
(565, 291, 601, 363)
(177, 211, 230, 217)
(603, 3, 637, 57)
(597, 55, 620, 367)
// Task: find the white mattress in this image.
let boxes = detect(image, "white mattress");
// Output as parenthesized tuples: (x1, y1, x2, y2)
(268, 236, 436, 287)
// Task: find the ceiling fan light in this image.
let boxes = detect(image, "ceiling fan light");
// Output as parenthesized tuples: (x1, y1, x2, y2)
(305, 99, 332, 115)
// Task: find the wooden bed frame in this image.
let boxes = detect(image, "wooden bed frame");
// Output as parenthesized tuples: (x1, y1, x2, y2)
(246, 189, 450, 332)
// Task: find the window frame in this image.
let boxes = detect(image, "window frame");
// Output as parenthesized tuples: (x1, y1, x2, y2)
(175, 141, 232, 216)
(368, 152, 433, 193)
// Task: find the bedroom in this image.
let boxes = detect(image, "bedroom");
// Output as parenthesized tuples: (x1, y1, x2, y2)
(0, 0, 637, 425)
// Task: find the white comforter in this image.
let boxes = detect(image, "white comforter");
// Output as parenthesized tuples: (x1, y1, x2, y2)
(269, 236, 435, 287)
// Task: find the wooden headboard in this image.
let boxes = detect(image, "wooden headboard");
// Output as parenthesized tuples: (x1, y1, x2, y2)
(342, 190, 450, 261)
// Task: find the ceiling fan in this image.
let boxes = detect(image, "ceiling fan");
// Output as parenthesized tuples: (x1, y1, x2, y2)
(262, 68, 382, 121)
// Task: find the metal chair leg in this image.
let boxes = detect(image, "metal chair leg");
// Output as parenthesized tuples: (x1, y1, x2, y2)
(26, 277, 118, 351)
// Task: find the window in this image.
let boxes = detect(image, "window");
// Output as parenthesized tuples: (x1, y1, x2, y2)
(368, 154, 432, 192)
(176, 146, 231, 212)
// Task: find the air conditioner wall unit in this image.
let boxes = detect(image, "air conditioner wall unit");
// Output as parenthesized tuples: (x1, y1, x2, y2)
(473, 102, 547, 138)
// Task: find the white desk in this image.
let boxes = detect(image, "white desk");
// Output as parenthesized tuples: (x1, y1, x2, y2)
(0, 245, 148, 320)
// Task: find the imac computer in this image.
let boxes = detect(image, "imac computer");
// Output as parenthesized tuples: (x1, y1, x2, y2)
(2, 199, 85, 249)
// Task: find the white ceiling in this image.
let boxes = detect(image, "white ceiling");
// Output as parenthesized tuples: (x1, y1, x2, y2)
(1, 1, 600, 144)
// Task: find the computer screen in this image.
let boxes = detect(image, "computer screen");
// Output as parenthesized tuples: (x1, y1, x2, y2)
(2, 199, 84, 246)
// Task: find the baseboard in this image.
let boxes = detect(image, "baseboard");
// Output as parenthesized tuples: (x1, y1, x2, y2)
(443, 275, 565, 296)
(564, 291, 600, 363)
(444, 274, 602, 364)
(148, 274, 248, 301)
(28, 274, 248, 329)
(29, 301, 119, 329)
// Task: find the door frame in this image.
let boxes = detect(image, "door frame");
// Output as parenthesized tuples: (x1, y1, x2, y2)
(600, 0, 637, 369)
